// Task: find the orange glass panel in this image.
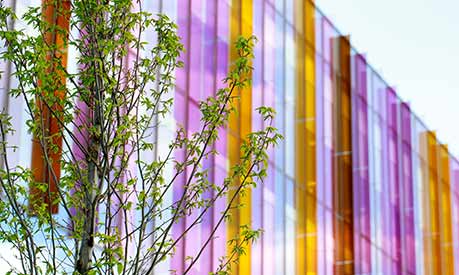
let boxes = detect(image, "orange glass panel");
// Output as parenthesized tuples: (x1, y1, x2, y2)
(30, 0, 71, 214)
(425, 132, 441, 275)
(333, 36, 354, 275)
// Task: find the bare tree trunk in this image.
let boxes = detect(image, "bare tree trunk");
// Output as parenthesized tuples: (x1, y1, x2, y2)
(75, 98, 100, 274)
(76, 89, 101, 274)
(75, 18, 103, 271)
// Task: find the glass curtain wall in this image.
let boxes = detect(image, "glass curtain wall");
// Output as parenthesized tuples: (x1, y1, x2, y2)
(3, 0, 459, 275)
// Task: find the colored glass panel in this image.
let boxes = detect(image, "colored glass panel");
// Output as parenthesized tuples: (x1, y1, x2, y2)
(273, 2, 286, 274)
(416, 136, 457, 275)
(2, 0, 459, 274)
(387, 88, 402, 274)
(400, 102, 416, 275)
(172, 0, 190, 272)
(263, 3, 276, 275)
(316, 12, 335, 275)
(351, 54, 371, 274)
(438, 144, 455, 275)
(333, 35, 354, 275)
(212, 0, 230, 269)
(295, 1, 317, 274)
(424, 131, 441, 275)
(30, 0, 70, 214)
(173, 1, 230, 273)
(228, 0, 253, 274)
(451, 157, 459, 275)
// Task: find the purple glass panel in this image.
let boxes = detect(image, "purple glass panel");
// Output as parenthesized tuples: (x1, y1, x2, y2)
(388, 88, 402, 274)
(322, 17, 334, 64)
(380, 85, 391, 275)
(211, 0, 229, 271)
(198, 1, 217, 273)
(316, 14, 335, 275)
(203, 0, 217, 102)
(183, 2, 205, 264)
(188, 0, 203, 102)
(400, 102, 416, 274)
(175, 0, 190, 94)
(262, 3, 275, 275)
(352, 54, 371, 274)
(172, 91, 187, 272)
(371, 73, 391, 274)
(322, 21, 336, 213)
(184, 101, 202, 275)
(262, 166, 276, 275)
(172, 1, 190, 271)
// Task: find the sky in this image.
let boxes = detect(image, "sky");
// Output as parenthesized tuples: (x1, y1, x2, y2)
(315, 0, 459, 156)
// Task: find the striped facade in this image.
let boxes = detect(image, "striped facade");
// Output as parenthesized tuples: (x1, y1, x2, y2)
(1, 0, 459, 275)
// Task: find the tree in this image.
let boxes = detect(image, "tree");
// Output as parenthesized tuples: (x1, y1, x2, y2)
(0, 1, 281, 274)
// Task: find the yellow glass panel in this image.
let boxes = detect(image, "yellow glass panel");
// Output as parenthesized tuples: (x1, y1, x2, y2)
(296, 1, 317, 274)
(305, 0, 315, 47)
(228, 1, 253, 274)
(438, 144, 454, 275)
(426, 132, 441, 275)
(305, 6, 317, 275)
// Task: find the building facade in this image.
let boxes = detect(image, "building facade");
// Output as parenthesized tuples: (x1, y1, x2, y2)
(1, 0, 459, 275)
